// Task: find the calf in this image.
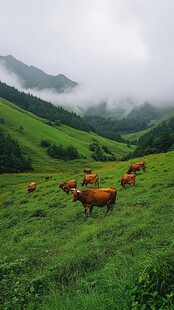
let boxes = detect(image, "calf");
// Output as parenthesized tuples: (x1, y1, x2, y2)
(127, 161, 146, 174)
(84, 168, 92, 174)
(121, 174, 136, 187)
(59, 180, 77, 194)
(28, 181, 36, 193)
(81, 174, 99, 188)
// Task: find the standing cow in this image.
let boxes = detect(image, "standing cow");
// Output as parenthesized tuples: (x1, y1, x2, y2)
(59, 180, 77, 194)
(84, 168, 92, 174)
(127, 161, 146, 174)
(121, 174, 136, 187)
(81, 174, 99, 188)
(27, 181, 36, 193)
(71, 187, 117, 217)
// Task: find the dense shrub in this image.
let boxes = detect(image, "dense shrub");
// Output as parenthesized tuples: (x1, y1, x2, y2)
(40, 140, 51, 147)
(47, 143, 80, 160)
(89, 141, 116, 161)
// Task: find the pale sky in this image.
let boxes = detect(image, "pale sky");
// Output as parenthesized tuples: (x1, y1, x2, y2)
(0, 0, 174, 111)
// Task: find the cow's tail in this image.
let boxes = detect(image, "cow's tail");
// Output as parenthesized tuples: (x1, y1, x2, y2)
(144, 162, 146, 171)
(97, 176, 99, 188)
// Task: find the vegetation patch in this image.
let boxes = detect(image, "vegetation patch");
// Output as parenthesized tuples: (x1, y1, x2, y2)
(47, 143, 80, 160)
(0, 128, 32, 173)
(89, 139, 116, 161)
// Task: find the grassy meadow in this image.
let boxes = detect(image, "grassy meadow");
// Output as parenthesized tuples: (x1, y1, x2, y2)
(1, 151, 174, 309)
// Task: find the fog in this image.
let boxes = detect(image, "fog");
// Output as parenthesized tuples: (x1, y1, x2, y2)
(0, 0, 174, 113)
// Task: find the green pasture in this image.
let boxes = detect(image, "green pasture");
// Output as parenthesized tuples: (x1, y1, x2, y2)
(0, 98, 134, 171)
(0, 152, 174, 309)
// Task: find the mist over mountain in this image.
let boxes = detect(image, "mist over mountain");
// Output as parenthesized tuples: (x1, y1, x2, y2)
(0, 55, 174, 119)
(0, 55, 77, 93)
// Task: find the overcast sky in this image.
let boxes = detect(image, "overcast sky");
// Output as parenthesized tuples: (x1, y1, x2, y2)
(0, 0, 174, 111)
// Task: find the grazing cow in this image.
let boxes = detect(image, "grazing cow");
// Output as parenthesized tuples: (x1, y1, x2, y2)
(59, 180, 77, 194)
(121, 174, 136, 187)
(127, 161, 146, 174)
(81, 174, 99, 188)
(84, 168, 92, 174)
(71, 187, 117, 217)
(27, 181, 36, 193)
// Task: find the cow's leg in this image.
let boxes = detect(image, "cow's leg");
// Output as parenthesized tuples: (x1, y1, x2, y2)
(107, 199, 115, 213)
(84, 208, 88, 217)
(106, 203, 111, 213)
(109, 204, 114, 211)
(84, 205, 91, 217)
(89, 206, 93, 217)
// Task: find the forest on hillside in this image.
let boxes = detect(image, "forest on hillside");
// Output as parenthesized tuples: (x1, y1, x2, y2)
(0, 82, 93, 132)
(84, 114, 147, 143)
(83, 103, 161, 142)
(122, 117, 174, 160)
(1, 80, 174, 167)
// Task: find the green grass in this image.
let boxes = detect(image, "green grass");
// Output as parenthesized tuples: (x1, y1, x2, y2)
(0, 151, 174, 309)
(0, 98, 135, 171)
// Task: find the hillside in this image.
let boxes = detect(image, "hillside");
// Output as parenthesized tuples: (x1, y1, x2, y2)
(0, 81, 93, 132)
(0, 55, 78, 92)
(0, 151, 174, 309)
(0, 98, 134, 171)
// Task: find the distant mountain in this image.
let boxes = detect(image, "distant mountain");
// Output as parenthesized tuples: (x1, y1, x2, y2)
(83, 101, 127, 119)
(0, 55, 78, 92)
(127, 102, 161, 122)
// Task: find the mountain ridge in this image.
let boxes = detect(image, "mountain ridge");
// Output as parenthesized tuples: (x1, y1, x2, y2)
(0, 54, 78, 92)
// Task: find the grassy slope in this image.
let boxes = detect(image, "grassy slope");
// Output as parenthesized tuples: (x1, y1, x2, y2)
(0, 98, 134, 171)
(0, 151, 174, 309)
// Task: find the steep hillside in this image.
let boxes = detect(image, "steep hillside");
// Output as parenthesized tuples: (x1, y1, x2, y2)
(0, 152, 174, 309)
(0, 81, 92, 132)
(0, 98, 134, 171)
(0, 55, 77, 92)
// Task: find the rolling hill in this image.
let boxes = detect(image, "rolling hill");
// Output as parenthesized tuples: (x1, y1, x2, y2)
(0, 98, 135, 171)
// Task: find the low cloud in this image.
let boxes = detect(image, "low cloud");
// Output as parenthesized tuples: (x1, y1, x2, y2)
(0, 57, 174, 117)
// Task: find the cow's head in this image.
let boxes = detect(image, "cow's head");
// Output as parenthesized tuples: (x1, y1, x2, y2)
(63, 187, 70, 194)
(127, 168, 131, 174)
(58, 182, 63, 189)
(71, 189, 81, 202)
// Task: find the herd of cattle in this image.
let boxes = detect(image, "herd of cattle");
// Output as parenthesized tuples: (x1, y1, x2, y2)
(27, 162, 146, 217)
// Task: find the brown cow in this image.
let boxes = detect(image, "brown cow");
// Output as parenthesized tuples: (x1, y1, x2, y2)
(59, 180, 77, 194)
(84, 168, 92, 174)
(121, 174, 136, 187)
(127, 161, 146, 174)
(81, 174, 99, 188)
(27, 181, 36, 193)
(71, 187, 117, 217)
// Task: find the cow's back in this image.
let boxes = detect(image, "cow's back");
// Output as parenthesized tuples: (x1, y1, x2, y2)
(82, 187, 116, 206)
